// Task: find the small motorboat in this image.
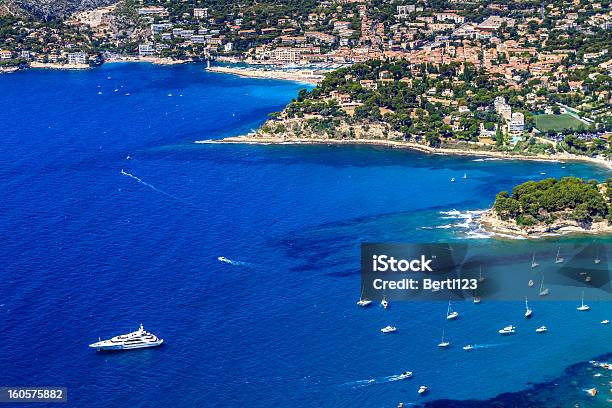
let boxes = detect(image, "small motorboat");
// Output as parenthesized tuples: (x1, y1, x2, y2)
(601, 320, 610, 324)
(397, 371, 413, 380)
(450, 178, 455, 183)
(585, 388, 597, 397)
(462, 344, 474, 351)
(528, 279, 534, 287)
(381, 296, 389, 309)
(381, 325, 397, 334)
(535, 326, 547, 333)
(418, 385, 428, 395)
(498, 325, 516, 335)
(473, 296, 481, 304)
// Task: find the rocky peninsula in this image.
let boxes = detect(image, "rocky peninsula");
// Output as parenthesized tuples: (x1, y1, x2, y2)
(478, 177, 612, 238)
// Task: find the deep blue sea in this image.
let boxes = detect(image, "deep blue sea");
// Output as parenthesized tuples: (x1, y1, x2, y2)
(0, 63, 610, 407)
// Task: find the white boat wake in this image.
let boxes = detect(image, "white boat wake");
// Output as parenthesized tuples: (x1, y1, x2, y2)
(217, 256, 250, 266)
(121, 169, 183, 202)
(342, 374, 411, 388)
(437, 209, 492, 239)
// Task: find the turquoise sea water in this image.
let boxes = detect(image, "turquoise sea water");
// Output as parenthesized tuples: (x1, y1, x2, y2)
(0, 63, 610, 407)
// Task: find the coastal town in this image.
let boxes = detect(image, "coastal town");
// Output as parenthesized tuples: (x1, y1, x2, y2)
(1, 0, 610, 157)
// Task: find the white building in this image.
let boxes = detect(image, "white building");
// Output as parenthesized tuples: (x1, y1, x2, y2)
(194, 8, 208, 19)
(508, 112, 525, 135)
(67, 52, 87, 65)
(151, 23, 173, 35)
(138, 43, 156, 57)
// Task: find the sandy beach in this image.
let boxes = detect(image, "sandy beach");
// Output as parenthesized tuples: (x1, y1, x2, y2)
(206, 65, 324, 84)
(196, 135, 612, 170)
(105, 56, 189, 65)
(29, 61, 90, 70)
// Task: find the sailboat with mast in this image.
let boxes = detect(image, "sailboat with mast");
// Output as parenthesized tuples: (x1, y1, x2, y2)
(577, 291, 590, 311)
(446, 300, 459, 320)
(478, 266, 485, 283)
(356, 283, 372, 307)
(524, 296, 533, 318)
(538, 276, 549, 297)
(555, 247, 564, 264)
(531, 253, 539, 268)
(438, 330, 450, 348)
(594, 247, 601, 264)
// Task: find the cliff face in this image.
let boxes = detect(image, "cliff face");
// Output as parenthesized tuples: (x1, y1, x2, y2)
(2, 0, 118, 20)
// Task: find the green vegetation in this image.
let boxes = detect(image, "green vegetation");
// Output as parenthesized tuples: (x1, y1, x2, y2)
(493, 177, 611, 226)
(535, 114, 587, 132)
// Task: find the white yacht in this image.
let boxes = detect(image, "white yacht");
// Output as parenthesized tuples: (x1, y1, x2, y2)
(438, 330, 450, 348)
(528, 279, 534, 287)
(498, 325, 516, 335)
(446, 301, 459, 320)
(577, 291, 590, 311)
(418, 385, 428, 395)
(535, 326, 547, 333)
(601, 320, 609, 324)
(381, 325, 397, 334)
(525, 297, 533, 319)
(462, 344, 474, 351)
(89, 324, 163, 351)
(397, 371, 413, 380)
(450, 177, 456, 183)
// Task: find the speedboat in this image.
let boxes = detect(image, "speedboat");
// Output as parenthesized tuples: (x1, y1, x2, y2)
(397, 371, 413, 380)
(418, 385, 428, 395)
(577, 291, 590, 311)
(535, 326, 547, 333)
(89, 324, 163, 351)
(498, 325, 516, 335)
(601, 320, 610, 324)
(356, 298, 373, 307)
(462, 344, 474, 351)
(381, 325, 397, 333)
